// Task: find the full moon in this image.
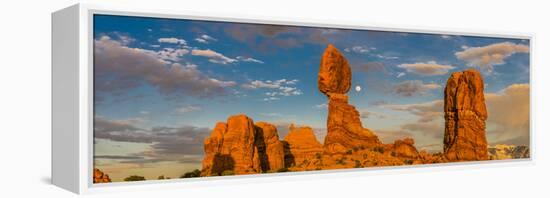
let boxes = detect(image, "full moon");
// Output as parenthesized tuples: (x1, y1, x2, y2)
(355, 85, 361, 92)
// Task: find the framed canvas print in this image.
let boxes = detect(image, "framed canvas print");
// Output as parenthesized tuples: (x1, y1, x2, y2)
(52, 3, 533, 194)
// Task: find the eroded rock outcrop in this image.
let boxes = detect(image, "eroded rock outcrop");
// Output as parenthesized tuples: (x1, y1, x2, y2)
(443, 69, 489, 161)
(202, 115, 261, 176)
(255, 122, 285, 171)
(283, 124, 323, 168)
(93, 168, 111, 183)
(392, 138, 419, 159)
(318, 44, 381, 153)
(202, 115, 286, 176)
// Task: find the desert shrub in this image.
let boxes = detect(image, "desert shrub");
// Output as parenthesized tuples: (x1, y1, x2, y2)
(346, 149, 353, 155)
(359, 145, 365, 150)
(315, 153, 322, 159)
(221, 170, 235, 176)
(391, 151, 397, 157)
(181, 169, 201, 178)
(124, 175, 146, 182)
(354, 160, 362, 168)
(157, 175, 165, 180)
(373, 146, 385, 153)
(352, 146, 359, 152)
(363, 154, 369, 159)
(403, 159, 414, 165)
(336, 158, 346, 165)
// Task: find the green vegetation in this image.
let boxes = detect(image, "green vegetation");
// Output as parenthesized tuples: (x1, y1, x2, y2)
(221, 170, 235, 176)
(373, 146, 385, 154)
(315, 153, 322, 159)
(354, 160, 362, 168)
(124, 175, 146, 182)
(181, 169, 201, 178)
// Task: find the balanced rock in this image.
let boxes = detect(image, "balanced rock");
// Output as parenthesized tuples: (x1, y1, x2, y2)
(202, 114, 261, 176)
(318, 44, 381, 153)
(93, 168, 111, 183)
(283, 124, 323, 167)
(255, 122, 285, 171)
(318, 44, 352, 96)
(443, 69, 488, 161)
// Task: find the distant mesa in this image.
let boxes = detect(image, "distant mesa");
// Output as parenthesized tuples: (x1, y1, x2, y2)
(443, 69, 489, 161)
(488, 144, 530, 160)
(93, 168, 111, 183)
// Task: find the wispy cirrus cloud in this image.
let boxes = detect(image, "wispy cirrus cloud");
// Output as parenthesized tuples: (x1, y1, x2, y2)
(195, 34, 217, 44)
(191, 49, 237, 64)
(158, 37, 187, 45)
(392, 80, 441, 97)
(241, 79, 302, 101)
(455, 42, 529, 72)
(398, 61, 455, 76)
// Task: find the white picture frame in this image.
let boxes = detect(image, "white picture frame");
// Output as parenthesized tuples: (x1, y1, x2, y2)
(52, 3, 534, 194)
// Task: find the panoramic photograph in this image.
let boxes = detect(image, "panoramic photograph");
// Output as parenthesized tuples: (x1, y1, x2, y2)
(92, 14, 530, 183)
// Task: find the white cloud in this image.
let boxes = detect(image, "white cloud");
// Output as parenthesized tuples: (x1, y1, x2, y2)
(397, 72, 406, 78)
(176, 105, 202, 114)
(191, 49, 237, 64)
(314, 103, 328, 109)
(398, 61, 455, 76)
(455, 42, 529, 72)
(195, 34, 217, 44)
(94, 36, 236, 98)
(158, 37, 187, 45)
(263, 97, 280, 101)
(344, 46, 370, 54)
(155, 47, 189, 62)
(392, 80, 442, 97)
(440, 35, 452, 39)
(375, 54, 399, 59)
(236, 56, 264, 64)
(242, 79, 302, 100)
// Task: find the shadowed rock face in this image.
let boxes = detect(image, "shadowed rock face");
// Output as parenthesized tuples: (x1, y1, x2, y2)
(444, 69, 489, 161)
(202, 115, 260, 176)
(255, 122, 285, 171)
(202, 115, 285, 176)
(318, 44, 381, 153)
(93, 168, 111, 183)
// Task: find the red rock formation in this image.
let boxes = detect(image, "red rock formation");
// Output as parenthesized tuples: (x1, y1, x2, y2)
(318, 44, 352, 96)
(392, 138, 419, 159)
(93, 168, 111, 183)
(283, 124, 323, 167)
(202, 115, 261, 176)
(318, 44, 381, 153)
(444, 69, 489, 161)
(202, 115, 287, 176)
(255, 122, 285, 171)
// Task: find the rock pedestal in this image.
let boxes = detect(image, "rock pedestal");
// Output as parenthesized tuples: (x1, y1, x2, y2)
(443, 69, 488, 161)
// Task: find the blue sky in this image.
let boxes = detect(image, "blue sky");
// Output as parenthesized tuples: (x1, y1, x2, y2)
(93, 14, 530, 181)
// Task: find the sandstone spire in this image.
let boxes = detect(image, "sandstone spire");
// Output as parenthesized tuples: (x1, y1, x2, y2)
(443, 69, 488, 161)
(318, 44, 381, 153)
